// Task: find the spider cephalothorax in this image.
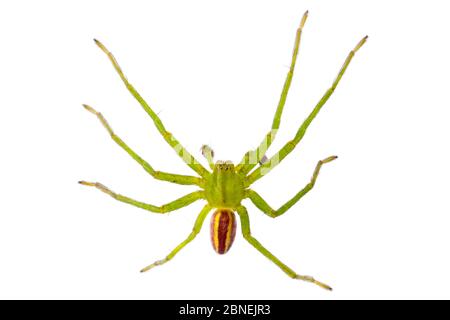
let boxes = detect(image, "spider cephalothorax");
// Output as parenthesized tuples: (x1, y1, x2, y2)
(80, 11, 367, 290)
(205, 161, 245, 209)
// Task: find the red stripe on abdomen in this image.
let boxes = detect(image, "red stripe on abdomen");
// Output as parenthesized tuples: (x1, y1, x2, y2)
(210, 209, 237, 254)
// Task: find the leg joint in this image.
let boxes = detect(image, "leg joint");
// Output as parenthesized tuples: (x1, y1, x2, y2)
(286, 140, 297, 152)
(242, 230, 252, 239)
(163, 131, 173, 141)
(269, 210, 278, 218)
(153, 170, 161, 178)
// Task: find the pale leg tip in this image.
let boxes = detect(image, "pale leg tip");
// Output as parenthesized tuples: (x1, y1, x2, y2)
(355, 36, 369, 51)
(321, 284, 333, 291)
(300, 10, 309, 26)
(315, 281, 333, 291)
(140, 265, 154, 273)
(79, 181, 96, 187)
(140, 259, 165, 273)
(82, 104, 97, 114)
(322, 155, 338, 163)
(295, 275, 333, 291)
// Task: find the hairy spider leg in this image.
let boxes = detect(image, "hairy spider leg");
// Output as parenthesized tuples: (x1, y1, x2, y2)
(246, 35, 368, 185)
(82, 104, 204, 187)
(236, 206, 331, 290)
(140, 204, 212, 272)
(236, 11, 309, 174)
(246, 155, 337, 217)
(94, 39, 210, 179)
(78, 181, 205, 213)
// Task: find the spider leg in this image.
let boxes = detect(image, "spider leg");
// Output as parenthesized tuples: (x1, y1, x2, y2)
(140, 204, 212, 272)
(94, 39, 210, 179)
(236, 206, 331, 290)
(82, 104, 204, 187)
(201, 144, 215, 170)
(236, 11, 309, 175)
(78, 181, 204, 213)
(246, 155, 337, 217)
(246, 36, 368, 186)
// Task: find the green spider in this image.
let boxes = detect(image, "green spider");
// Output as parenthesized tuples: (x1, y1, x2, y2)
(80, 11, 367, 290)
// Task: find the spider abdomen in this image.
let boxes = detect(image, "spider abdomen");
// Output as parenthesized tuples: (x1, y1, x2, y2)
(210, 209, 237, 254)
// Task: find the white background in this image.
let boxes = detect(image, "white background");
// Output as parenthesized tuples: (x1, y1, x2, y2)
(0, 0, 449, 300)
